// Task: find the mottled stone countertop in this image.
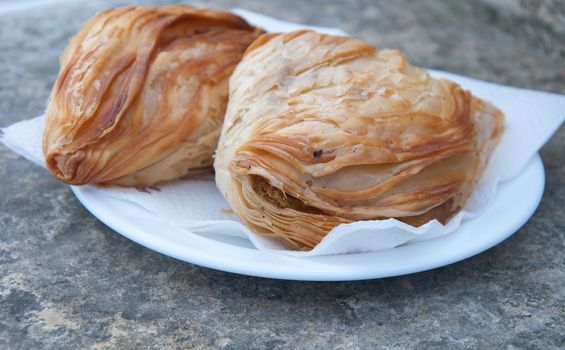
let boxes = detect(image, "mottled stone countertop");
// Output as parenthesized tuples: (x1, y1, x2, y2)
(1, 0, 563, 349)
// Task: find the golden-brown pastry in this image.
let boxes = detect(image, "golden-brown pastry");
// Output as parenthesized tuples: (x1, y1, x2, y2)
(215, 31, 504, 250)
(43, 5, 263, 186)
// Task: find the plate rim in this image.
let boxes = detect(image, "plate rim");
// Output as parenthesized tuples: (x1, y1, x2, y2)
(70, 154, 545, 281)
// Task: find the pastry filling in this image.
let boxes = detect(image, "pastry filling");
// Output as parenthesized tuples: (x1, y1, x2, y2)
(251, 176, 322, 214)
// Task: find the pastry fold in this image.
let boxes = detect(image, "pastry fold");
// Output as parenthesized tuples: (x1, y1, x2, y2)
(43, 5, 262, 186)
(215, 31, 504, 250)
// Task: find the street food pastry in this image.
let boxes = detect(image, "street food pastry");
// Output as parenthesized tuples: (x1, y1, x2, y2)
(215, 31, 504, 249)
(43, 5, 262, 186)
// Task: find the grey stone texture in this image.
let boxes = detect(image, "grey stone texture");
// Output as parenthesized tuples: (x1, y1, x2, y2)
(0, 0, 564, 349)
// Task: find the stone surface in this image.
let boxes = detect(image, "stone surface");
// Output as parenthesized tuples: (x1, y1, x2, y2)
(0, 0, 564, 349)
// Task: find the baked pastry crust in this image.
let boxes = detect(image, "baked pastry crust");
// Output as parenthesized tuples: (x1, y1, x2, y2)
(215, 31, 504, 250)
(43, 5, 262, 186)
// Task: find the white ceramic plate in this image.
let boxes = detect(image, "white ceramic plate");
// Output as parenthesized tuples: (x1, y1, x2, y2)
(70, 154, 545, 281)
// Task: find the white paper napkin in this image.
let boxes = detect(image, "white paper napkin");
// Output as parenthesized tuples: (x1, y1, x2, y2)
(1, 10, 564, 257)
